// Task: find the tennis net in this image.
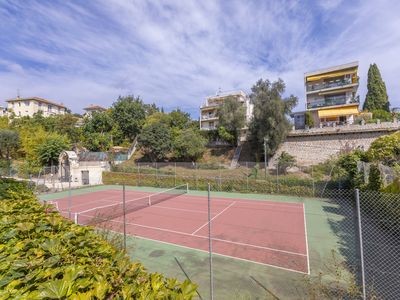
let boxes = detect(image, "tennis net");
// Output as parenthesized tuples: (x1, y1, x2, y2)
(74, 184, 188, 225)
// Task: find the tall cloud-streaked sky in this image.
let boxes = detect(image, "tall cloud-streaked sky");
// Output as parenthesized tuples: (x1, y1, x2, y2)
(1, 0, 399, 117)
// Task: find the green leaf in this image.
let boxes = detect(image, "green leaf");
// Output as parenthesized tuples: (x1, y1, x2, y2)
(38, 279, 70, 299)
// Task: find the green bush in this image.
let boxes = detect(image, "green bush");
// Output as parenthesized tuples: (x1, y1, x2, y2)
(276, 151, 296, 174)
(0, 178, 197, 299)
(367, 131, 400, 166)
(371, 109, 393, 122)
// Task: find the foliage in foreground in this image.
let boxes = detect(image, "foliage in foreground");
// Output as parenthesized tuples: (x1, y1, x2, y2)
(0, 178, 197, 299)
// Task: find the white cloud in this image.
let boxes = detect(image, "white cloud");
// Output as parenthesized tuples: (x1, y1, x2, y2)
(0, 0, 399, 116)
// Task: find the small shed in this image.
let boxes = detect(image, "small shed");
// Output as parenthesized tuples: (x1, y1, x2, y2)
(58, 150, 112, 185)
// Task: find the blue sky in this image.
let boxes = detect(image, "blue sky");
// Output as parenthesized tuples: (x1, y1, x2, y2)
(1, 0, 399, 117)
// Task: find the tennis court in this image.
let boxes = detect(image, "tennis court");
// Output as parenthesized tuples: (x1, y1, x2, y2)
(47, 185, 309, 274)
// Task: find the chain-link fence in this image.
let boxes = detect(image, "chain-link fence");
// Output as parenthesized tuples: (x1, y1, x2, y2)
(106, 161, 343, 198)
(43, 181, 400, 299)
(358, 190, 400, 299)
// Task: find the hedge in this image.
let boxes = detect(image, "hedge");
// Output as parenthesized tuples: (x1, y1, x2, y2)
(0, 178, 197, 299)
(102, 171, 333, 197)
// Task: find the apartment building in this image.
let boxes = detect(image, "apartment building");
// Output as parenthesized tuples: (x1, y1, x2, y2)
(83, 104, 106, 117)
(199, 90, 253, 139)
(6, 97, 67, 117)
(304, 61, 360, 127)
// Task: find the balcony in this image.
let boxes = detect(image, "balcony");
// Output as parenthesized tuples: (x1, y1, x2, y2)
(307, 96, 359, 109)
(200, 126, 216, 131)
(306, 77, 358, 92)
(201, 114, 218, 120)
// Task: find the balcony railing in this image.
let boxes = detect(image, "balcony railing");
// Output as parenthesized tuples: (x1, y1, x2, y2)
(201, 114, 218, 120)
(307, 96, 359, 109)
(306, 77, 358, 92)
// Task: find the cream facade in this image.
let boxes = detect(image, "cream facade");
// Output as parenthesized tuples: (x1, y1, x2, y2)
(305, 61, 360, 127)
(6, 97, 67, 117)
(83, 104, 106, 117)
(199, 90, 253, 134)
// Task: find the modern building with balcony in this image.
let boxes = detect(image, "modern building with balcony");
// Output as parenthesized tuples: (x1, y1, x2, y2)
(304, 61, 360, 127)
(6, 96, 68, 118)
(199, 90, 253, 140)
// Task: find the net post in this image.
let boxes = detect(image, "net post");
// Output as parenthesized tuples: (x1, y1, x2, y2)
(68, 175, 72, 219)
(355, 189, 366, 300)
(207, 183, 214, 300)
(74, 212, 78, 224)
(122, 184, 127, 251)
(186, 183, 189, 193)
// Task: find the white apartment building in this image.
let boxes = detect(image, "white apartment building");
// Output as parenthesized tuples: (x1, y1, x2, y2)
(199, 90, 253, 140)
(6, 97, 67, 117)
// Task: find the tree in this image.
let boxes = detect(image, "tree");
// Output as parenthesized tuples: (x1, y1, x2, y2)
(217, 97, 246, 145)
(249, 79, 298, 158)
(83, 132, 113, 152)
(111, 95, 146, 141)
(276, 151, 296, 174)
(37, 134, 70, 166)
(363, 63, 390, 112)
(169, 109, 192, 129)
(173, 128, 207, 161)
(0, 129, 19, 160)
(138, 122, 172, 161)
(305, 111, 314, 128)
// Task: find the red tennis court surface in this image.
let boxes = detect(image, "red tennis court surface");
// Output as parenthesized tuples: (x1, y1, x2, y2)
(48, 189, 309, 274)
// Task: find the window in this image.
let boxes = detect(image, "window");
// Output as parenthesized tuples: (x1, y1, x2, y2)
(48, 105, 52, 111)
(25, 101, 29, 106)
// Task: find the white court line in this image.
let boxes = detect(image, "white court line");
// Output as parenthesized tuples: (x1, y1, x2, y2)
(152, 205, 209, 214)
(180, 193, 304, 208)
(191, 201, 236, 235)
(91, 216, 307, 257)
(303, 203, 311, 275)
(47, 200, 59, 211)
(195, 235, 307, 257)
(132, 235, 309, 275)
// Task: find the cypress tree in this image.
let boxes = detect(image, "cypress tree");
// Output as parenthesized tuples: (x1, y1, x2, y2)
(363, 63, 390, 112)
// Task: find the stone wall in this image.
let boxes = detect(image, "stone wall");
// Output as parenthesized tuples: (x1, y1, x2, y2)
(270, 122, 400, 166)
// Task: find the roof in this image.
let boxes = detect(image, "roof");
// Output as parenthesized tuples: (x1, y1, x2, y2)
(6, 97, 67, 108)
(206, 90, 247, 100)
(78, 152, 109, 161)
(83, 104, 106, 111)
(304, 61, 359, 78)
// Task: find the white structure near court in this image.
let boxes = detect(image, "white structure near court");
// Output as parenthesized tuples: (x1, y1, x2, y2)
(58, 151, 111, 186)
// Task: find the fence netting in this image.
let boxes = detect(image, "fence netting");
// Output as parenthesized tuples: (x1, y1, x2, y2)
(42, 178, 400, 300)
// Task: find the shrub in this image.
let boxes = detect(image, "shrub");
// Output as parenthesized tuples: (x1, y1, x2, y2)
(367, 164, 382, 191)
(367, 132, 400, 166)
(0, 178, 197, 299)
(371, 109, 393, 122)
(276, 152, 296, 175)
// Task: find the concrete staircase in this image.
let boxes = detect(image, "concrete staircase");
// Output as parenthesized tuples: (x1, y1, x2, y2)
(127, 136, 138, 160)
(230, 145, 242, 169)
